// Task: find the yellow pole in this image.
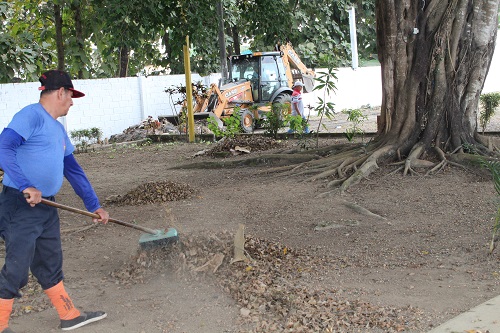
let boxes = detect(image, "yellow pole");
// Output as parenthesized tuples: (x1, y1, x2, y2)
(184, 36, 195, 143)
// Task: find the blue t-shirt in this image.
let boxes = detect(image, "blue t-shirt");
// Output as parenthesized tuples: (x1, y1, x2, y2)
(3, 103, 74, 196)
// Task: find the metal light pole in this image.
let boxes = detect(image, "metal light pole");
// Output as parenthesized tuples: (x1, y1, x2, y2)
(348, 6, 359, 70)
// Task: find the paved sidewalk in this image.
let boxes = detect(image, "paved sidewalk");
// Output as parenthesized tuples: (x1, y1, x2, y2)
(427, 294, 500, 333)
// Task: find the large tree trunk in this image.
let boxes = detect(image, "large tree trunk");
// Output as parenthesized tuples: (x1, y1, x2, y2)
(118, 46, 129, 77)
(71, 1, 84, 79)
(54, 4, 64, 70)
(231, 27, 241, 55)
(376, 0, 499, 156)
(194, 1, 500, 194)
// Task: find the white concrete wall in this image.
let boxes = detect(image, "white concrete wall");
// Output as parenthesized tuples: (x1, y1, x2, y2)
(302, 66, 383, 116)
(0, 73, 210, 141)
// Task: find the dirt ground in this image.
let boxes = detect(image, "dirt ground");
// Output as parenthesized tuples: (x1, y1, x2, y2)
(2, 132, 500, 333)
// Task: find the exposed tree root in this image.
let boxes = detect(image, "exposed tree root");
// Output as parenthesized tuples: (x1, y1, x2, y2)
(176, 136, 499, 195)
(174, 153, 319, 169)
(339, 199, 387, 220)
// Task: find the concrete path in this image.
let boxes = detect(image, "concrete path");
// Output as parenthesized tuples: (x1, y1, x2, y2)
(427, 294, 500, 333)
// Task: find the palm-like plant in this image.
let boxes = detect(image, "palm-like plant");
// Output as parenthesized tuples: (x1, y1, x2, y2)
(479, 159, 500, 253)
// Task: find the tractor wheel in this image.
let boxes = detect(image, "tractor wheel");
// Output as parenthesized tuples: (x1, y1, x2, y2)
(272, 93, 292, 119)
(239, 109, 254, 133)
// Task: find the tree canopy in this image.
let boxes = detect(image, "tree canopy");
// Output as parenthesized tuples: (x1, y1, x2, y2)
(0, 0, 376, 82)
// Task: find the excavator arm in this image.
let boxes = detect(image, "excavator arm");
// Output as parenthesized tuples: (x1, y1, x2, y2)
(279, 42, 315, 93)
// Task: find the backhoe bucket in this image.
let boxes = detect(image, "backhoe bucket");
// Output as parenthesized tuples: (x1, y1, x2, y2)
(159, 112, 223, 129)
(302, 74, 315, 93)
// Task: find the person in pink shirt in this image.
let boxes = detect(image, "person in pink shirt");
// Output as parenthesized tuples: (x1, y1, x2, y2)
(287, 80, 310, 134)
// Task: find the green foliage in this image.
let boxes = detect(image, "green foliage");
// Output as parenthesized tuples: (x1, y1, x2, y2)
(0, 0, 378, 80)
(207, 108, 242, 138)
(479, 92, 500, 134)
(285, 115, 313, 149)
(70, 127, 103, 153)
(285, 0, 377, 68)
(287, 115, 306, 133)
(313, 65, 337, 147)
(341, 108, 368, 142)
(478, 158, 500, 254)
(0, 1, 53, 82)
(263, 103, 288, 139)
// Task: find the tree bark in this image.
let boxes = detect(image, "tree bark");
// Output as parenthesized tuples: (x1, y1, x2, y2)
(54, 4, 64, 70)
(375, 0, 499, 157)
(119, 46, 129, 77)
(232, 27, 241, 55)
(72, 1, 84, 79)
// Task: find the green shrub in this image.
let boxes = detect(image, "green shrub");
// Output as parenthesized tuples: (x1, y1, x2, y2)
(479, 92, 500, 134)
(263, 103, 288, 139)
(207, 107, 242, 138)
(70, 127, 102, 153)
(341, 108, 368, 142)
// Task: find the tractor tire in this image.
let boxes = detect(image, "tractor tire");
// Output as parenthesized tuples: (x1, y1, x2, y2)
(272, 93, 292, 120)
(239, 109, 254, 133)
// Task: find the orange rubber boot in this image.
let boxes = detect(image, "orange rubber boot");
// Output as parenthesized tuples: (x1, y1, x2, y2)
(0, 298, 14, 331)
(44, 281, 81, 320)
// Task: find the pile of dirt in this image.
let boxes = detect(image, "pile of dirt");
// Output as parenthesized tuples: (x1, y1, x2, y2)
(109, 233, 430, 332)
(103, 180, 196, 206)
(206, 136, 285, 157)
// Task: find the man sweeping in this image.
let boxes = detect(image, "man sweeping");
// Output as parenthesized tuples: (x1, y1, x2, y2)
(0, 70, 109, 332)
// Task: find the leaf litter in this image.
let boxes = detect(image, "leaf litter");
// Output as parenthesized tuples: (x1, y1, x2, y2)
(109, 232, 432, 332)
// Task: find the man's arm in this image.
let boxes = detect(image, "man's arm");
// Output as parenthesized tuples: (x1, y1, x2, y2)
(0, 128, 42, 206)
(0, 128, 36, 191)
(63, 154, 109, 222)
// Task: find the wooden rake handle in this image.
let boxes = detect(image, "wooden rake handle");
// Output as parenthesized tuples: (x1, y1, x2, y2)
(24, 194, 157, 235)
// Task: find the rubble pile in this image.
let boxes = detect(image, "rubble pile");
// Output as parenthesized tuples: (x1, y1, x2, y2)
(108, 116, 215, 144)
(109, 120, 180, 143)
(104, 180, 196, 206)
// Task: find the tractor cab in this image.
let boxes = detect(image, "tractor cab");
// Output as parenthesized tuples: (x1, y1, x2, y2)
(227, 52, 289, 104)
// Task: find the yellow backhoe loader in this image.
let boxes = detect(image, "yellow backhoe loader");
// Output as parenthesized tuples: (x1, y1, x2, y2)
(162, 42, 315, 133)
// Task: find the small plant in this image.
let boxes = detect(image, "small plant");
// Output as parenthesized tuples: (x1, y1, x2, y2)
(478, 158, 500, 254)
(164, 82, 209, 134)
(263, 103, 288, 139)
(313, 63, 337, 147)
(207, 107, 242, 138)
(70, 127, 102, 153)
(479, 92, 500, 134)
(287, 115, 306, 133)
(341, 108, 368, 142)
(285, 115, 314, 149)
(207, 116, 225, 137)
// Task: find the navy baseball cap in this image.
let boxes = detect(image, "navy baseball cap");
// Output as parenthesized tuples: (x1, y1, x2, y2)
(38, 70, 85, 98)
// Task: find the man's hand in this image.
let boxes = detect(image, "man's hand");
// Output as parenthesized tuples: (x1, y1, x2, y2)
(93, 208, 109, 224)
(23, 187, 42, 207)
